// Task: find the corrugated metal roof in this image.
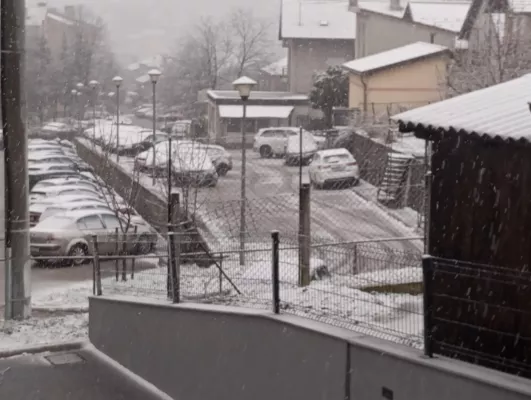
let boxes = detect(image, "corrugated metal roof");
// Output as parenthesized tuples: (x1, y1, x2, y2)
(392, 74, 531, 142)
(281, 0, 355, 40)
(207, 90, 308, 101)
(343, 42, 448, 74)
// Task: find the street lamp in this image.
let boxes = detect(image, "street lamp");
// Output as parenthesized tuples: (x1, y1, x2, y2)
(88, 80, 99, 141)
(112, 76, 123, 162)
(232, 76, 256, 266)
(75, 91, 82, 132)
(148, 69, 162, 185)
(70, 89, 77, 122)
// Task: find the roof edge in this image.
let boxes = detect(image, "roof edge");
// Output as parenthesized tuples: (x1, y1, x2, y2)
(343, 47, 451, 76)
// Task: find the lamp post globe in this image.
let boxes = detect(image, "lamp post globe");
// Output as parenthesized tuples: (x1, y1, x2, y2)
(148, 69, 162, 83)
(112, 76, 123, 87)
(232, 76, 257, 101)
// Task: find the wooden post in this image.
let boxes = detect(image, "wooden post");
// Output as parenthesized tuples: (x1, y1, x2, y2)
(114, 227, 119, 281)
(298, 184, 311, 286)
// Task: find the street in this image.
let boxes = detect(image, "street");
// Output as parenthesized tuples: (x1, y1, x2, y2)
(118, 142, 422, 254)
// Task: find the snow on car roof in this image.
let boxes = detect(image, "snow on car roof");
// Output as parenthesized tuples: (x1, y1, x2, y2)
(62, 208, 115, 219)
(318, 148, 352, 156)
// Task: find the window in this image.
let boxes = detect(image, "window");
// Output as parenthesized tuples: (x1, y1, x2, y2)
(101, 214, 122, 230)
(77, 215, 105, 230)
(260, 130, 275, 138)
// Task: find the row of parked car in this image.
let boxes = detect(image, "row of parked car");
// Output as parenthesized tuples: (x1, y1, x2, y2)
(84, 119, 233, 187)
(28, 138, 158, 265)
(252, 127, 361, 188)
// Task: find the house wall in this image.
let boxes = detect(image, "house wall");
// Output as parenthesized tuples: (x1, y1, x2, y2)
(348, 57, 448, 114)
(257, 73, 288, 92)
(355, 11, 457, 58)
(287, 38, 355, 94)
(89, 295, 531, 400)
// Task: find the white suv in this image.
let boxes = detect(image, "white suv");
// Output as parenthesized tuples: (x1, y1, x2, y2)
(253, 127, 303, 158)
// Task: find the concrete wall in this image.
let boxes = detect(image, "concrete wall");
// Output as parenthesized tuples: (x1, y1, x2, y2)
(288, 38, 355, 94)
(89, 296, 531, 400)
(356, 11, 456, 58)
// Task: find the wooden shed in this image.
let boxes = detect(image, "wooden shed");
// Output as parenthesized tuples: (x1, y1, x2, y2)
(393, 74, 531, 377)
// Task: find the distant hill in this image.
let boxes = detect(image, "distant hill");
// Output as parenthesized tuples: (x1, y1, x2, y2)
(28, 0, 282, 62)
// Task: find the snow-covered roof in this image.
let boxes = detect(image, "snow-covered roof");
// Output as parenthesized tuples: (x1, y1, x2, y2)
(26, 5, 47, 26)
(47, 11, 74, 25)
(407, 1, 471, 32)
(136, 75, 150, 84)
(509, 0, 531, 12)
(280, 0, 356, 40)
(207, 90, 308, 101)
(140, 55, 164, 68)
(343, 42, 449, 74)
(218, 105, 294, 119)
(357, 0, 408, 18)
(393, 73, 531, 142)
(127, 63, 140, 71)
(261, 57, 288, 76)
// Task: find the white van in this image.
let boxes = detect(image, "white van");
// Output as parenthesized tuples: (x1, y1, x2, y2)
(284, 130, 318, 166)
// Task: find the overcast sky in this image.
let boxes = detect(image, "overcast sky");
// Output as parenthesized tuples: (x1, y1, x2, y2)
(32, 0, 282, 63)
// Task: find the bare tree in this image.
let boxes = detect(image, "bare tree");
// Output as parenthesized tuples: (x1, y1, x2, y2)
(229, 7, 273, 77)
(447, 12, 531, 95)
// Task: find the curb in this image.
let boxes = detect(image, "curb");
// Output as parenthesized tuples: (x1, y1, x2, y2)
(32, 306, 89, 314)
(0, 339, 87, 359)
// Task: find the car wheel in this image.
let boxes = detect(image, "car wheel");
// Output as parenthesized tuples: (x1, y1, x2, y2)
(135, 234, 154, 255)
(259, 145, 272, 158)
(217, 164, 229, 176)
(68, 244, 89, 266)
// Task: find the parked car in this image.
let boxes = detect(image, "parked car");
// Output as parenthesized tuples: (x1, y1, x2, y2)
(30, 194, 108, 227)
(172, 146, 218, 187)
(253, 127, 311, 158)
(29, 171, 83, 191)
(30, 184, 103, 203)
(308, 148, 359, 189)
(203, 144, 232, 176)
(30, 209, 158, 265)
(284, 131, 319, 166)
(28, 163, 79, 174)
(31, 176, 101, 192)
(40, 122, 75, 137)
(39, 201, 112, 223)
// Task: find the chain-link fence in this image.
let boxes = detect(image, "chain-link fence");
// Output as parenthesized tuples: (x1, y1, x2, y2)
(89, 232, 423, 347)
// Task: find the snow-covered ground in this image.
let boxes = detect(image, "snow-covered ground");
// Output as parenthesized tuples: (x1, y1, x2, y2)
(3, 251, 424, 351)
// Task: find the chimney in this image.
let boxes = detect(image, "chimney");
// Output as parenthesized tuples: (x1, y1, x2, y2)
(390, 0, 402, 11)
(64, 5, 76, 19)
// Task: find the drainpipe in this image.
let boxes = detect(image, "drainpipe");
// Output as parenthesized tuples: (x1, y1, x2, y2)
(360, 74, 368, 113)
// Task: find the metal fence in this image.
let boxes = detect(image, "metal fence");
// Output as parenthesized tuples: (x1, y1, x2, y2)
(88, 231, 424, 348)
(423, 256, 531, 378)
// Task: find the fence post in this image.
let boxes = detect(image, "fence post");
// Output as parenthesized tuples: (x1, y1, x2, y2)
(92, 235, 102, 296)
(218, 254, 223, 294)
(168, 192, 180, 303)
(299, 183, 311, 286)
(131, 225, 138, 279)
(114, 227, 119, 281)
(352, 243, 358, 274)
(271, 230, 280, 314)
(121, 232, 127, 282)
(422, 256, 434, 357)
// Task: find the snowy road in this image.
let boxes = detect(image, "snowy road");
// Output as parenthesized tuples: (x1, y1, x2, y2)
(118, 146, 422, 256)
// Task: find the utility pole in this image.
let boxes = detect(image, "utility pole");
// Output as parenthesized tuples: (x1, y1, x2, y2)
(1, 0, 31, 318)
